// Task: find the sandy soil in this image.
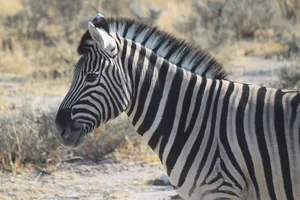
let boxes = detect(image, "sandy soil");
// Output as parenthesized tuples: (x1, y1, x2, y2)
(0, 160, 179, 200)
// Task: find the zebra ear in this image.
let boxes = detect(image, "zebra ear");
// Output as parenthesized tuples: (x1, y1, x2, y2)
(88, 20, 117, 56)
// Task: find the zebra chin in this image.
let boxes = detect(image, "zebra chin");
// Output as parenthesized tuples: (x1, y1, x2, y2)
(55, 124, 87, 148)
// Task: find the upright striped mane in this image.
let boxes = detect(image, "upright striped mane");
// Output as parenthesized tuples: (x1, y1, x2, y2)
(78, 17, 227, 79)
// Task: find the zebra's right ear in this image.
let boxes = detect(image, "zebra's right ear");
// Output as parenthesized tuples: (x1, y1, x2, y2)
(88, 14, 117, 56)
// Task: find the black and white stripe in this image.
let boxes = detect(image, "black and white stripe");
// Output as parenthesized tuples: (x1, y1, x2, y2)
(56, 16, 300, 200)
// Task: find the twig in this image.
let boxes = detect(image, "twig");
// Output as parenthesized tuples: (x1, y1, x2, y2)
(33, 172, 42, 184)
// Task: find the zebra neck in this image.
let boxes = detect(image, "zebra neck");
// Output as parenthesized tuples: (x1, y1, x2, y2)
(123, 43, 219, 162)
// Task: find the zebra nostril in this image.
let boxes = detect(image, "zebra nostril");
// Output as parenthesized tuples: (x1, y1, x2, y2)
(61, 128, 69, 139)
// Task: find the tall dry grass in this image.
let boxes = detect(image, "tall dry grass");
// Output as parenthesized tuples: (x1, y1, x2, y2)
(0, 107, 154, 173)
(275, 0, 300, 22)
(0, 0, 23, 16)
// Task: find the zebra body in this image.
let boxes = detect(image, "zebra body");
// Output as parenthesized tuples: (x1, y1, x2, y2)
(55, 14, 300, 200)
(124, 40, 300, 199)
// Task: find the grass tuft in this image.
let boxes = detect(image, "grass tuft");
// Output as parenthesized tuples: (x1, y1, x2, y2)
(0, 108, 155, 173)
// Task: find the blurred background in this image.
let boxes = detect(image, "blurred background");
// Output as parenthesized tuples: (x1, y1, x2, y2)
(1, 0, 300, 199)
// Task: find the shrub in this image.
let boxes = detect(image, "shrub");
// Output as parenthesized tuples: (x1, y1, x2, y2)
(0, 106, 149, 173)
(219, 0, 275, 40)
(0, 108, 60, 173)
(276, 0, 300, 22)
(189, 0, 275, 49)
(277, 64, 300, 89)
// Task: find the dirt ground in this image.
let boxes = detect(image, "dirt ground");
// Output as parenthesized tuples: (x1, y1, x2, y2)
(0, 159, 179, 200)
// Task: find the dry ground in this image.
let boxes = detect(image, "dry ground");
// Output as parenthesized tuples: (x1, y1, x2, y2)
(0, 160, 177, 200)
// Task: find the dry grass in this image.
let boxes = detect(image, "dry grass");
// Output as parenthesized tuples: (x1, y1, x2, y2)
(215, 40, 289, 66)
(0, 185, 60, 195)
(21, 82, 70, 96)
(0, 194, 8, 200)
(0, 0, 297, 79)
(0, 107, 154, 173)
(110, 192, 132, 200)
(275, 0, 300, 22)
(0, 185, 62, 200)
(0, 37, 76, 82)
(0, 50, 31, 75)
(156, 1, 195, 38)
(0, 109, 59, 173)
(0, 0, 23, 16)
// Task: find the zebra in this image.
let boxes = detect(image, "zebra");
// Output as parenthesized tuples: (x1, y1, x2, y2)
(55, 13, 300, 200)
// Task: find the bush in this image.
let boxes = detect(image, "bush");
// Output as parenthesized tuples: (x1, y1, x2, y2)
(0, 0, 136, 81)
(0, 108, 61, 173)
(277, 64, 300, 89)
(0, 107, 148, 173)
(191, 0, 275, 44)
(276, 0, 300, 22)
(220, 0, 275, 39)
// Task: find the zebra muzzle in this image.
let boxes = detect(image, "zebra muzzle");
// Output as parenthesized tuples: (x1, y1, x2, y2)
(55, 126, 85, 148)
(55, 108, 86, 147)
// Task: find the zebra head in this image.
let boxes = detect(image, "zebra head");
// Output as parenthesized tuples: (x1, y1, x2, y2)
(55, 14, 130, 147)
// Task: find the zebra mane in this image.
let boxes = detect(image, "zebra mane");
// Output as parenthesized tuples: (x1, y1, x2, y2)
(78, 17, 227, 79)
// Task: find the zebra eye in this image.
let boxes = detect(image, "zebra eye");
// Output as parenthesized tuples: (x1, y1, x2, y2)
(85, 72, 99, 82)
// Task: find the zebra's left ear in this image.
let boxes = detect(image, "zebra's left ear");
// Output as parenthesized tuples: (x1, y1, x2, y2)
(88, 15, 117, 56)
